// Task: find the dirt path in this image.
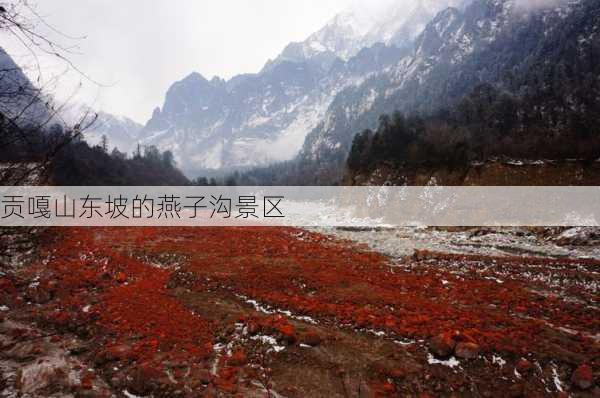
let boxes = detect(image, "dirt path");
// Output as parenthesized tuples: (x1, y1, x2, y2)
(1, 227, 598, 397)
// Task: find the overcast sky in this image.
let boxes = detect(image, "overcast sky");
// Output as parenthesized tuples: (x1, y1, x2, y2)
(3, 0, 358, 123)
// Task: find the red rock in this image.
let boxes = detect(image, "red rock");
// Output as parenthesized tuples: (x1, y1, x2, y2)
(429, 334, 456, 358)
(109, 344, 134, 358)
(571, 364, 593, 390)
(455, 342, 480, 359)
(115, 272, 127, 283)
(278, 324, 296, 345)
(382, 381, 396, 393)
(516, 358, 532, 374)
(80, 372, 95, 390)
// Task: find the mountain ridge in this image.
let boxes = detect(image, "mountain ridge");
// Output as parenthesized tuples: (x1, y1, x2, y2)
(228, 0, 598, 184)
(137, 0, 469, 176)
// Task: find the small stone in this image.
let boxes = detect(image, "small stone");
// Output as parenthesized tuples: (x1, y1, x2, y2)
(516, 358, 532, 374)
(115, 272, 127, 283)
(247, 321, 260, 335)
(80, 372, 95, 390)
(454, 342, 480, 359)
(429, 334, 456, 358)
(278, 324, 296, 345)
(413, 251, 427, 261)
(571, 364, 593, 390)
(96, 344, 134, 365)
(69, 345, 89, 355)
(279, 331, 297, 345)
(198, 370, 211, 385)
(109, 344, 133, 359)
(301, 331, 322, 347)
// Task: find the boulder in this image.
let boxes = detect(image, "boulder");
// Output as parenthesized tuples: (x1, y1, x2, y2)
(115, 272, 127, 284)
(277, 324, 296, 345)
(301, 331, 322, 347)
(429, 334, 456, 358)
(516, 358, 532, 374)
(454, 342, 480, 359)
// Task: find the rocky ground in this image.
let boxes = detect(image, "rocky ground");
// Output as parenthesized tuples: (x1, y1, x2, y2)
(0, 226, 598, 397)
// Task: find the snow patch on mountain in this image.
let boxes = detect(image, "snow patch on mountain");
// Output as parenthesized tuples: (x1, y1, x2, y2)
(139, 0, 477, 175)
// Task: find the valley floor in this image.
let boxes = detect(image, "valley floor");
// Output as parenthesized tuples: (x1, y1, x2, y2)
(0, 227, 598, 397)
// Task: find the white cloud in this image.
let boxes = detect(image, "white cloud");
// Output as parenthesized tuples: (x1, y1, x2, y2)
(1, 0, 355, 123)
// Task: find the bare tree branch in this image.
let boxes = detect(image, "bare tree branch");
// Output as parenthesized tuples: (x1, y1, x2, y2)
(0, 0, 101, 185)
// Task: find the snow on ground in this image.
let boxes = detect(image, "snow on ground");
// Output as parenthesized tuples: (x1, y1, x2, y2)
(427, 353, 461, 369)
(311, 227, 600, 261)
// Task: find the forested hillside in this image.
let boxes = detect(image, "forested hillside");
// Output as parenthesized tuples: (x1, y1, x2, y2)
(229, 0, 600, 186)
(0, 121, 188, 185)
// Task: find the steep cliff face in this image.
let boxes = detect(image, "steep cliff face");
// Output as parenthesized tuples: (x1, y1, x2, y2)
(137, 63, 331, 173)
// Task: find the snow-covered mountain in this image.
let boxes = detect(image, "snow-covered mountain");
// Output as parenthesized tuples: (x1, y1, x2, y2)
(139, 0, 469, 176)
(297, 0, 598, 182)
(60, 103, 143, 154)
(268, 0, 467, 67)
(83, 111, 143, 154)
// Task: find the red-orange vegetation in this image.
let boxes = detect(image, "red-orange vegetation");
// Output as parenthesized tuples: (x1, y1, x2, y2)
(122, 227, 598, 363)
(29, 226, 600, 380)
(33, 227, 213, 368)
